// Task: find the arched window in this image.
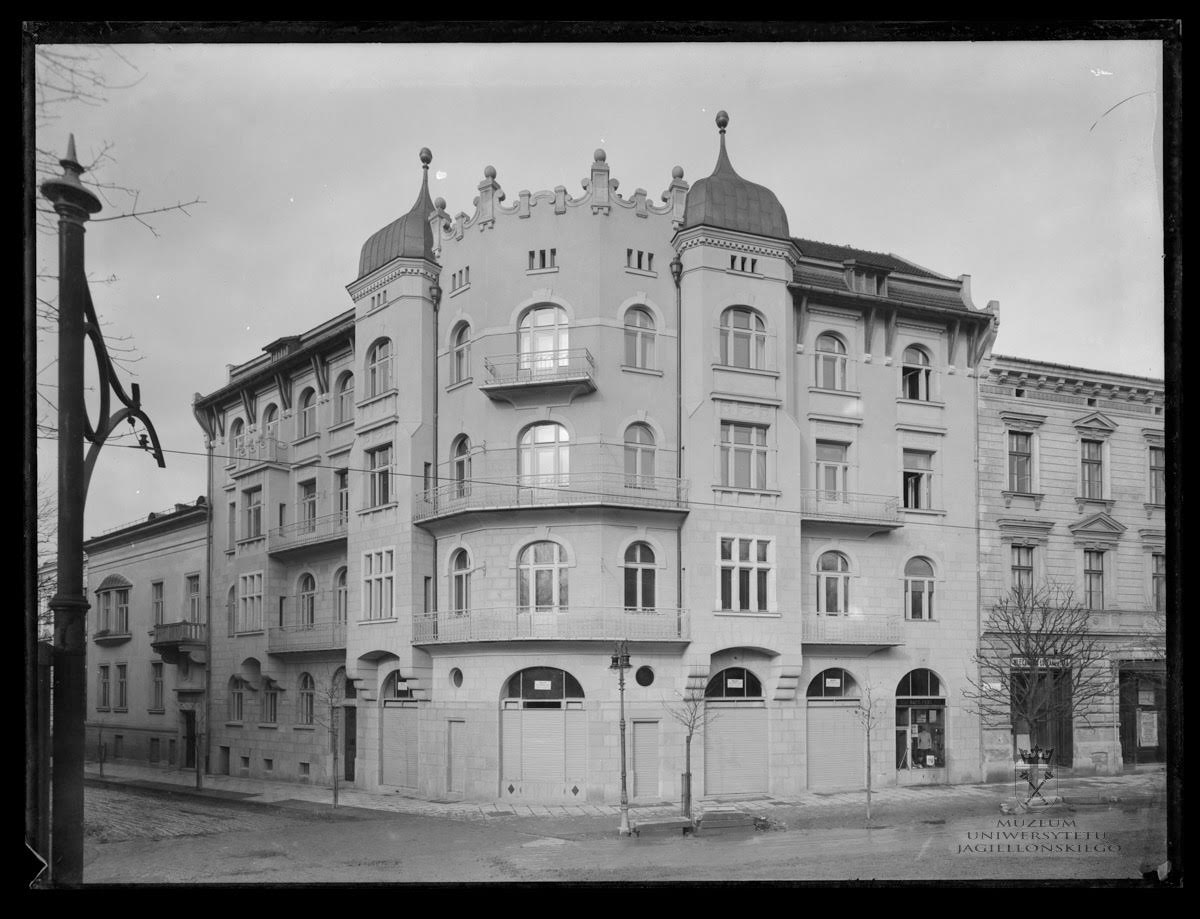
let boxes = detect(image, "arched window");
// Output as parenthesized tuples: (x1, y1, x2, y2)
(383, 670, 414, 700)
(624, 423, 656, 486)
(366, 339, 393, 398)
(896, 669, 946, 770)
(335, 373, 354, 425)
(518, 305, 569, 372)
(334, 567, 348, 624)
(806, 667, 859, 698)
(519, 423, 570, 486)
(518, 541, 568, 613)
(816, 550, 851, 615)
(904, 557, 936, 621)
(261, 404, 279, 442)
(298, 388, 316, 438)
(451, 549, 471, 614)
(298, 672, 315, 725)
(901, 345, 933, 401)
(503, 667, 584, 708)
(624, 307, 655, 369)
(228, 419, 245, 461)
(451, 323, 471, 384)
(720, 307, 767, 370)
(298, 573, 316, 628)
(623, 542, 656, 611)
(814, 333, 848, 391)
(452, 435, 472, 499)
(228, 676, 247, 722)
(705, 667, 763, 699)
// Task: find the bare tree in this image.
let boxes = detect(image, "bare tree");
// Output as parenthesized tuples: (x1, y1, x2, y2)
(964, 583, 1114, 764)
(313, 669, 347, 807)
(664, 687, 716, 819)
(852, 682, 888, 825)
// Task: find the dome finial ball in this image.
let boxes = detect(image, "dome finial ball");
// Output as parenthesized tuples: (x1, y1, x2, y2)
(484, 165, 497, 180)
(419, 147, 432, 166)
(715, 111, 729, 132)
(594, 148, 606, 163)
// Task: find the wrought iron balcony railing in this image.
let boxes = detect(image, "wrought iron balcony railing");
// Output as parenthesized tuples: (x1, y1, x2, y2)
(480, 348, 596, 392)
(267, 620, 348, 654)
(413, 606, 689, 644)
(798, 489, 901, 527)
(801, 614, 903, 646)
(268, 511, 348, 554)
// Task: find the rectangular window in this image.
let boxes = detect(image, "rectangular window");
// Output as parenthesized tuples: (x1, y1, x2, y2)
(98, 664, 110, 710)
(151, 581, 164, 625)
(336, 469, 350, 523)
(1152, 553, 1166, 612)
(227, 501, 237, 550)
(243, 486, 263, 538)
(114, 589, 129, 633)
(719, 422, 768, 490)
(902, 450, 934, 509)
(367, 444, 392, 507)
(1012, 546, 1034, 597)
(299, 479, 317, 533)
(263, 690, 278, 724)
(815, 441, 848, 499)
(116, 664, 128, 710)
(1084, 550, 1105, 610)
(1149, 446, 1165, 504)
(99, 591, 112, 632)
(363, 549, 395, 620)
(1081, 440, 1104, 499)
(238, 572, 264, 632)
(1008, 432, 1032, 493)
(151, 662, 164, 710)
(186, 575, 201, 622)
(719, 537, 771, 612)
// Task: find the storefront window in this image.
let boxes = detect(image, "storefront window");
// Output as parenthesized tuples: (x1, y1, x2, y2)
(895, 668, 946, 770)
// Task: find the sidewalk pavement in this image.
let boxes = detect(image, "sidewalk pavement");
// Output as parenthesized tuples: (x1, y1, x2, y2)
(83, 760, 1166, 825)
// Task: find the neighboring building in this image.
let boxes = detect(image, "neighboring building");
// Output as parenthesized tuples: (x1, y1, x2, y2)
(190, 112, 1006, 802)
(976, 356, 1166, 779)
(83, 498, 209, 770)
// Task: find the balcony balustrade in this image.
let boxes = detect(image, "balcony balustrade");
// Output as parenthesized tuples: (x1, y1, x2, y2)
(268, 510, 348, 555)
(479, 348, 596, 397)
(414, 443, 688, 522)
(801, 614, 903, 646)
(151, 620, 208, 664)
(799, 489, 901, 530)
(230, 437, 289, 474)
(267, 591, 348, 654)
(413, 606, 689, 644)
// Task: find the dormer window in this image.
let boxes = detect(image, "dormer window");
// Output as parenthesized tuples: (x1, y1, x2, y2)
(846, 267, 886, 297)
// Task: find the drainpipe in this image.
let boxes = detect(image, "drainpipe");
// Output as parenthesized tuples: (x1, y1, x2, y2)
(670, 255, 684, 634)
(201, 446, 214, 788)
(430, 277, 442, 621)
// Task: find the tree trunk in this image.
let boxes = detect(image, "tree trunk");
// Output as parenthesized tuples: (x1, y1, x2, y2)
(683, 730, 693, 819)
(865, 724, 872, 824)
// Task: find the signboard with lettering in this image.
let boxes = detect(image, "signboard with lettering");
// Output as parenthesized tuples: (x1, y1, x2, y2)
(727, 678, 744, 689)
(1138, 710, 1159, 747)
(825, 677, 841, 688)
(533, 680, 552, 691)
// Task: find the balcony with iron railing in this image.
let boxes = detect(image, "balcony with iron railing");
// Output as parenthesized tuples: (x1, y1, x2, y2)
(268, 508, 348, 556)
(151, 620, 208, 664)
(229, 437, 289, 476)
(479, 348, 596, 398)
(413, 606, 689, 644)
(267, 592, 348, 655)
(799, 489, 902, 531)
(801, 614, 903, 646)
(413, 443, 688, 522)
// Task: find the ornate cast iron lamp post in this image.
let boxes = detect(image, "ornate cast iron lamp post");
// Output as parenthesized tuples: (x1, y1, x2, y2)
(610, 640, 632, 836)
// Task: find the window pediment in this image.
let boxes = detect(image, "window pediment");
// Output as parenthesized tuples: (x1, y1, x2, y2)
(1072, 411, 1118, 437)
(96, 573, 133, 592)
(996, 517, 1054, 544)
(1069, 512, 1126, 546)
(999, 409, 1047, 431)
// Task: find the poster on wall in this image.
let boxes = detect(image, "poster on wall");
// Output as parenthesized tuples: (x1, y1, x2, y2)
(1138, 710, 1159, 747)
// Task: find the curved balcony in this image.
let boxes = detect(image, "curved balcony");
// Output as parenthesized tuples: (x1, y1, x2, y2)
(413, 606, 689, 644)
(799, 489, 902, 533)
(414, 443, 688, 523)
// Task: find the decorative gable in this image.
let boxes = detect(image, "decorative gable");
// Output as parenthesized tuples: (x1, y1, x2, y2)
(1068, 511, 1126, 548)
(1072, 411, 1118, 438)
(95, 573, 133, 592)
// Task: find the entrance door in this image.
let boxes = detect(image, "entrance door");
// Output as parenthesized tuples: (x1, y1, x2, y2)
(1119, 668, 1166, 765)
(344, 705, 357, 782)
(381, 704, 419, 788)
(704, 703, 768, 795)
(447, 720, 465, 795)
(807, 701, 864, 790)
(632, 721, 660, 800)
(182, 711, 196, 769)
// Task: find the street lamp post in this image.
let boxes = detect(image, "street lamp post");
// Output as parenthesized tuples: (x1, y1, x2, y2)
(610, 640, 632, 836)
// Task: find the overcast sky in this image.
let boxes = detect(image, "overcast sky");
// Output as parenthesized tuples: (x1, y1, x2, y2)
(33, 39, 1165, 541)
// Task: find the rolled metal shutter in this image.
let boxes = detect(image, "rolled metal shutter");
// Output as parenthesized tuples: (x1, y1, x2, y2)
(501, 707, 522, 787)
(381, 705, 418, 788)
(447, 720, 465, 794)
(806, 701, 864, 790)
(564, 707, 587, 796)
(632, 721, 659, 800)
(704, 703, 768, 795)
(521, 708, 565, 783)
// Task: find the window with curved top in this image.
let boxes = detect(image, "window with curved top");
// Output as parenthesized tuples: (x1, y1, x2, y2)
(518, 305, 569, 373)
(451, 323, 471, 384)
(261, 404, 279, 442)
(806, 667, 859, 698)
(334, 567, 348, 624)
(816, 550, 851, 615)
(298, 672, 315, 725)
(298, 388, 316, 438)
(383, 670, 414, 700)
(452, 435, 472, 499)
(814, 333, 848, 391)
(904, 557, 936, 620)
(504, 667, 584, 709)
(519, 423, 569, 486)
(624, 307, 656, 369)
(335, 373, 354, 424)
(366, 339, 393, 398)
(624, 423, 656, 487)
(518, 541, 568, 613)
(704, 667, 763, 699)
(451, 549, 471, 614)
(298, 573, 316, 628)
(901, 346, 932, 401)
(720, 307, 767, 370)
(623, 542, 656, 612)
(229, 419, 245, 461)
(896, 669, 946, 770)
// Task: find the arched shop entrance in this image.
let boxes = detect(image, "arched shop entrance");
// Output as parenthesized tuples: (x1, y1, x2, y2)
(380, 670, 418, 790)
(703, 667, 768, 796)
(806, 667, 865, 790)
(500, 667, 587, 801)
(895, 669, 947, 780)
